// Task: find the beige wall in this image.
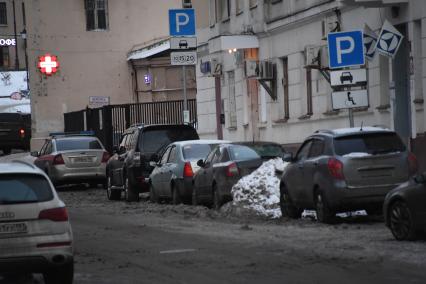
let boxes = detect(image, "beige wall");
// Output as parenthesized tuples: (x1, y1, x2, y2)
(27, 0, 207, 139)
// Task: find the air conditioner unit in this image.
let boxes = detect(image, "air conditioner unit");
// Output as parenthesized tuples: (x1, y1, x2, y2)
(245, 60, 258, 78)
(258, 61, 274, 80)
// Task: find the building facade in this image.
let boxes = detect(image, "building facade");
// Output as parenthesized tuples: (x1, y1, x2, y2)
(26, 0, 208, 143)
(196, 0, 426, 161)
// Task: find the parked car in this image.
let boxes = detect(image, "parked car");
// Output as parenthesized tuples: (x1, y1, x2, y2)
(280, 127, 416, 223)
(106, 124, 199, 202)
(33, 132, 109, 187)
(384, 172, 426, 241)
(193, 144, 263, 209)
(235, 141, 290, 161)
(0, 161, 73, 284)
(149, 140, 229, 204)
(0, 112, 31, 155)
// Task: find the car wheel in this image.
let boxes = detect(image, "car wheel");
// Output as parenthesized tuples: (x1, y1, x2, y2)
(124, 176, 139, 202)
(107, 174, 121, 201)
(149, 182, 159, 203)
(89, 182, 98, 188)
(192, 188, 199, 206)
(280, 185, 302, 219)
(212, 184, 222, 210)
(315, 191, 335, 224)
(2, 148, 11, 155)
(43, 261, 73, 284)
(172, 184, 182, 205)
(389, 200, 417, 241)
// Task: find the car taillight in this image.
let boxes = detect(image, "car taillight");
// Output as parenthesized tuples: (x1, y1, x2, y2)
(183, 161, 193, 177)
(328, 158, 344, 180)
(408, 152, 418, 175)
(101, 151, 110, 163)
(38, 207, 69, 222)
(19, 128, 25, 138)
(52, 154, 65, 165)
(226, 162, 239, 177)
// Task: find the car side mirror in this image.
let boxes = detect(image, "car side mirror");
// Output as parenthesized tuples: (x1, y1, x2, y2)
(197, 159, 205, 168)
(150, 153, 159, 162)
(30, 151, 39, 157)
(112, 146, 119, 154)
(282, 152, 293, 162)
(149, 161, 158, 167)
(118, 146, 126, 154)
(414, 172, 426, 184)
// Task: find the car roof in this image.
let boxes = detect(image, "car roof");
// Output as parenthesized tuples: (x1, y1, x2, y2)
(172, 139, 230, 146)
(0, 161, 43, 175)
(234, 141, 283, 146)
(315, 126, 393, 138)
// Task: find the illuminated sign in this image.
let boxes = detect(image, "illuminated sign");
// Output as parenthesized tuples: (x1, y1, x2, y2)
(0, 39, 16, 46)
(38, 54, 59, 75)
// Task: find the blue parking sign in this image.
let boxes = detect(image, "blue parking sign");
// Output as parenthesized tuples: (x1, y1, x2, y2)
(328, 30, 365, 69)
(169, 9, 196, 36)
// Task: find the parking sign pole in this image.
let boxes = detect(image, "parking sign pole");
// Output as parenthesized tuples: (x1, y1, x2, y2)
(348, 108, 354, 127)
(183, 65, 187, 111)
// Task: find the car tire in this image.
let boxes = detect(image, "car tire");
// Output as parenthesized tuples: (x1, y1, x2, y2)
(124, 176, 139, 202)
(389, 200, 417, 241)
(192, 188, 199, 206)
(149, 182, 158, 203)
(280, 185, 302, 219)
(315, 191, 335, 224)
(212, 184, 223, 210)
(43, 261, 73, 284)
(172, 184, 182, 205)
(2, 148, 11, 155)
(89, 182, 98, 188)
(107, 174, 121, 201)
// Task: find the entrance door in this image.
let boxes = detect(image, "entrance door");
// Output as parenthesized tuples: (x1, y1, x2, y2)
(392, 24, 411, 146)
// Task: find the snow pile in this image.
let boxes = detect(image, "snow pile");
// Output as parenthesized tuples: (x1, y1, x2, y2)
(231, 158, 288, 219)
(343, 152, 371, 158)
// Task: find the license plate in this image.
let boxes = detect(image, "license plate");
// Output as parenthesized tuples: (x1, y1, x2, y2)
(73, 156, 94, 163)
(0, 222, 28, 234)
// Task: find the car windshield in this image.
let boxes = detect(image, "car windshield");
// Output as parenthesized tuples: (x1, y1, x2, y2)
(247, 144, 285, 158)
(229, 145, 260, 161)
(334, 132, 406, 156)
(139, 128, 198, 153)
(182, 143, 218, 161)
(0, 174, 53, 204)
(56, 137, 103, 151)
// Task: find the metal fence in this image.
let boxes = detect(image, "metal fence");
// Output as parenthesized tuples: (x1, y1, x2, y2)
(64, 99, 197, 152)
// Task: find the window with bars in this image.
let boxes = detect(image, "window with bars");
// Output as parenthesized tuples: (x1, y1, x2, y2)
(0, 2, 7, 25)
(85, 0, 108, 31)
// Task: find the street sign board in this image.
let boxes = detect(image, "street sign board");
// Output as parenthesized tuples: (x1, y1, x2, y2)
(332, 89, 368, 110)
(330, 69, 367, 87)
(89, 96, 110, 108)
(376, 20, 404, 58)
(183, 110, 190, 124)
(364, 25, 378, 61)
(170, 37, 197, 50)
(171, 51, 197, 65)
(169, 9, 196, 36)
(328, 30, 365, 69)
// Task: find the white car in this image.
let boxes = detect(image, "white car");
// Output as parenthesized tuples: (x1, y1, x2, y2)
(0, 160, 74, 283)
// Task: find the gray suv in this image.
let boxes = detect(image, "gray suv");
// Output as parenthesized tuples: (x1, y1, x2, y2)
(280, 127, 417, 223)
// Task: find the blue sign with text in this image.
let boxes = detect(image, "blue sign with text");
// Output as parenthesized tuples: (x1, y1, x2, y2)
(328, 30, 365, 69)
(169, 9, 196, 36)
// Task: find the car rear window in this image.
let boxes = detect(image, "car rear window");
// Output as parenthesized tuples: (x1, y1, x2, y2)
(182, 144, 218, 161)
(334, 132, 406, 156)
(229, 145, 260, 161)
(0, 113, 23, 121)
(0, 174, 53, 204)
(56, 138, 102, 151)
(247, 144, 285, 158)
(140, 127, 198, 153)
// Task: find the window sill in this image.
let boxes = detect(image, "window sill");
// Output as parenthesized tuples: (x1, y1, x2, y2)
(272, 118, 288, 124)
(376, 104, 390, 113)
(352, 106, 369, 113)
(249, 4, 258, 10)
(258, 122, 268, 129)
(413, 98, 424, 105)
(323, 110, 340, 116)
(221, 17, 230, 23)
(86, 29, 109, 32)
(298, 114, 312, 120)
(236, 11, 243, 16)
(227, 126, 237, 131)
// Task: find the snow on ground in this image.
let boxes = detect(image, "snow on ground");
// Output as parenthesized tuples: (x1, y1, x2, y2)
(231, 158, 288, 219)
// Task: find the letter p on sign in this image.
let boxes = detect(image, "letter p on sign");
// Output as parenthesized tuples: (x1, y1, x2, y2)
(169, 9, 196, 36)
(328, 30, 364, 69)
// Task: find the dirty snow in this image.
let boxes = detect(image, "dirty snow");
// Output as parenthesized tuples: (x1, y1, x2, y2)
(343, 152, 371, 158)
(231, 158, 287, 219)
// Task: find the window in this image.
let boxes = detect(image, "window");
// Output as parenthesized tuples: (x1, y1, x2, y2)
(308, 139, 324, 158)
(85, 0, 108, 31)
(0, 47, 9, 68)
(249, 0, 257, 8)
(282, 57, 289, 120)
(160, 147, 171, 165)
(56, 138, 102, 151)
(228, 71, 237, 128)
(182, 144, 218, 161)
(0, 2, 7, 25)
(296, 140, 312, 161)
(229, 145, 260, 161)
(334, 133, 406, 156)
(0, 174, 53, 204)
(209, 0, 217, 26)
(168, 146, 177, 163)
(236, 0, 244, 14)
(219, 0, 230, 21)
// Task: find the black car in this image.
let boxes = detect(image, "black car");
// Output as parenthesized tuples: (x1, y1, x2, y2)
(106, 124, 199, 202)
(0, 113, 31, 155)
(235, 141, 290, 161)
(192, 144, 262, 209)
(384, 172, 426, 241)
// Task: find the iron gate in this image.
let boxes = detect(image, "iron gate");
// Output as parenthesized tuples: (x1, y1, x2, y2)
(64, 99, 197, 152)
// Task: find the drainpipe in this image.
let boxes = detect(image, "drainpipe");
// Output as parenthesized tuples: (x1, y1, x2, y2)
(131, 61, 139, 103)
(12, 0, 19, 70)
(215, 75, 223, 139)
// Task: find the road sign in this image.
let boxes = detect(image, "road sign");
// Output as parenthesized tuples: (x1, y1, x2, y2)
(328, 30, 365, 69)
(330, 69, 367, 87)
(183, 110, 190, 124)
(170, 37, 197, 50)
(364, 25, 378, 61)
(376, 20, 404, 58)
(169, 9, 195, 36)
(89, 96, 110, 108)
(171, 51, 197, 65)
(332, 89, 368, 110)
